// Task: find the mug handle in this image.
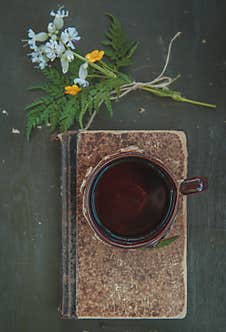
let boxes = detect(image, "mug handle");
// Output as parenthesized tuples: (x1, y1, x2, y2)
(180, 176, 208, 195)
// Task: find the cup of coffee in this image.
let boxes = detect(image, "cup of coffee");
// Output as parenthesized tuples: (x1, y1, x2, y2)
(82, 152, 207, 249)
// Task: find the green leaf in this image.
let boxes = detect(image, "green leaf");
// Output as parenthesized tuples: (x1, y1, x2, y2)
(25, 97, 50, 111)
(27, 84, 48, 91)
(117, 58, 132, 68)
(155, 235, 179, 248)
(25, 94, 66, 140)
(79, 104, 88, 129)
(25, 53, 133, 139)
(42, 67, 67, 85)
(104, 49, 116, 58)
(139, 236, 179, 250)
(59, 97, 79, 132)
(101, 13, 138, 70)
(127, 41, 139, 58)
(26, 105, 43, 141)
(104, 95, 113, 116)
(68, 57, 83, 79)
(101, 40, 112, 47)
(118, 72, 133, 83)
(26, 122, 34, 142)
(115, 86, 121, 98)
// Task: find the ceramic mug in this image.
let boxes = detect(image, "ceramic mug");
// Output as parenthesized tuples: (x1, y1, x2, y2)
(82, 152, 208, 249)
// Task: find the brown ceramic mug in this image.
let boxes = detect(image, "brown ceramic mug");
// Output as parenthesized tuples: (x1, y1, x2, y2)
(83, 152, 207, 249)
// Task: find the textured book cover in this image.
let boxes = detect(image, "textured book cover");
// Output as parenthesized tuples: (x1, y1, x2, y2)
(59, 130, 187, 319)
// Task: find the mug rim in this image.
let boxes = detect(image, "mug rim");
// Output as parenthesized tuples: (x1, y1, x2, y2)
(83, 152, 179, 248)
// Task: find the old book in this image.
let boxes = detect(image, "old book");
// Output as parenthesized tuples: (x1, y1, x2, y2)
(59, 130, 187, 319)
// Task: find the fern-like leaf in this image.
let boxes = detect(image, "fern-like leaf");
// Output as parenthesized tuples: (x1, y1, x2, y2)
(26, 104, 45, 140)
(25, 97, 48, 111)
(102, 13, 138, 69)
(26, 94, 66, 140)
(27, 84, 48, 91)
(42, 67, 67, 84)
(104, 95, 113, 116)
(79, 90, 94, 128)
(25, 52, 133, 139)
(59, 96, 81, 132)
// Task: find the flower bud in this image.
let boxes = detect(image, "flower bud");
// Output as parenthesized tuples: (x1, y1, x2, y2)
(51, 34, 57, 41)
(54, 15, 64, 30)
(47, 23, 56, 34)
(35, 32, 48, 42)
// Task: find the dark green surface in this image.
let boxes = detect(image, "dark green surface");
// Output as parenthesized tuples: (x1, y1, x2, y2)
(0, 0, 225, 331)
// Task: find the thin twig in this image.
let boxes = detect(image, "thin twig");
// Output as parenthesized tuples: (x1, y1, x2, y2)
(147, 32, 181, 85)
(109, 32, 181, 99)
(84, 100, 104, 130)
(110, 89, 136, 101)
(84, 110, 97, 130)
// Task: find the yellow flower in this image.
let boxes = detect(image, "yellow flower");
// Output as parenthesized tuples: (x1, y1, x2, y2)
(64, 84, 81, 96)
(85, 50, 104, 63)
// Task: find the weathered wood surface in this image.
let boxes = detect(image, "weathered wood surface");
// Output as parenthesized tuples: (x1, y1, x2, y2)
(0, 0, 225, 331)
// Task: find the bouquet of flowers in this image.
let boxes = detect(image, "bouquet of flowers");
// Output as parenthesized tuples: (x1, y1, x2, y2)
(24, 6, 215, 140)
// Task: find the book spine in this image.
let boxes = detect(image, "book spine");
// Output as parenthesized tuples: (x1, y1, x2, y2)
(58, 132, 77, 319)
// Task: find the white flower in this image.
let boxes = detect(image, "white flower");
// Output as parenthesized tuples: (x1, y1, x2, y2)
(50, 7, 69, 18)
(74, 63, 89, 87)
(73, 78, 89, 87)
(28, 28, 35, 39)
(27, 29, 37, 49)
(50, 7, 69, 30)
(27, 28, 48, 50)
(29, 46, 48, 70)
(25, 7, 82, 73)
(48, 22, 56, 34)
(44, 39, 65, 61)
(51, 34, 57, 41)
(39, 60, 47, 70)
(61, 27, 80, 49)
(56, 42, 65, 56)
(60, 50, 74, 73)
(44, 40, 57, 61)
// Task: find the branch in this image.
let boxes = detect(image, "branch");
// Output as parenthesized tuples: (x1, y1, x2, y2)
(84, 100, 104, 130)
(148, 32, 181, 85)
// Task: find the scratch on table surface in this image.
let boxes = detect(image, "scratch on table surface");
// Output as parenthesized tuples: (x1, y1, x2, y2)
(138, 107, 145, 114)
(1, 109, 8, 115)
(12, 128, 20, 134)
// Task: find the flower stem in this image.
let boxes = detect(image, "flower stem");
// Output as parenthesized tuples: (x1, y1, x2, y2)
(141, 86, 216, 109)
(73, 52, 116, 78)
(99, 60, 117, 73)
(177, 97, 216, 109)
(87, 74, 106, 78)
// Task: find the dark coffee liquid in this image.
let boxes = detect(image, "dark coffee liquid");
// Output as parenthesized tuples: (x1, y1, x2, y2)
(92, 158, 172, 238)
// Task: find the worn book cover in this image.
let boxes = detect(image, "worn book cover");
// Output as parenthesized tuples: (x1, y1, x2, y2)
(59, 130, 187, 319)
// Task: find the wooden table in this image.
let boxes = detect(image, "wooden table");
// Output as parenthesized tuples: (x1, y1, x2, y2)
(0, 0, 225, 331)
